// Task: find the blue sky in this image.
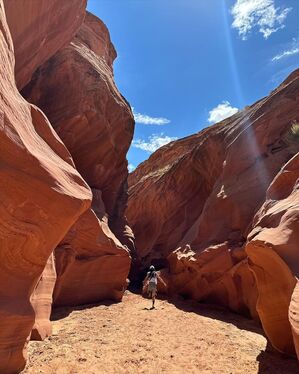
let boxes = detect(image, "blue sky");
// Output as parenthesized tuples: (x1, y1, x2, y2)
(87, 0, 299, 171)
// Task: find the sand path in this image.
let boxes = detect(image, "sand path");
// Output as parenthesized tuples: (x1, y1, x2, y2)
(22, 291, 299, 374)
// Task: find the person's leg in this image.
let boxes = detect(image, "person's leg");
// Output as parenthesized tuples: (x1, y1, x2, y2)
(151, 288, 157, 309)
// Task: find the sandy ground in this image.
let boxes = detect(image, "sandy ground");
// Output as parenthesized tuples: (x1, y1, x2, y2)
(22, 291, 299, 374)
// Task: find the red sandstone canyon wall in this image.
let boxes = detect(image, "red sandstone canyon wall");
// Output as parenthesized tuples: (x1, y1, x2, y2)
(127, 70, 299, 355)
(246, 151, 299, 354)
(3, 0, 87, 89)
(0, 1, 91, 371)
(22, 12, 135, 307)
(1, 2, 135, 372)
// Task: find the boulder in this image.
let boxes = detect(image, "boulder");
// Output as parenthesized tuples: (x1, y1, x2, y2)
(165, 244, 258, 319)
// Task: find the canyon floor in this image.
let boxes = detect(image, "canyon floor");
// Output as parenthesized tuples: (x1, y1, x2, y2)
(23, 291, 299, 374)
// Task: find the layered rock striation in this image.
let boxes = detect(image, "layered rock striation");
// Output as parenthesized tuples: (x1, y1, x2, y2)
(1, 2, 135, 372)
(22, 12, 135, 306)
(246, 150, 299, 354)
(127, 70, 299, 355)
(0, 1, 91, 371)
(3, 0, 87, 89)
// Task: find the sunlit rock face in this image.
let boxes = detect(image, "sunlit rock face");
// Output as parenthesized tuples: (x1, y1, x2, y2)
(3, 0, 87, 89)
(30, 254, 57, 341)
(290, 280, 299, 359)
(0, 1, 91, 371)
(247, 151, 299, 356)
(23, 12, 135, 306)
(127, 69, 299, 353)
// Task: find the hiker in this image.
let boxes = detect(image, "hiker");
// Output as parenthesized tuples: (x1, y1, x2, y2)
(143, 265, 166, 309)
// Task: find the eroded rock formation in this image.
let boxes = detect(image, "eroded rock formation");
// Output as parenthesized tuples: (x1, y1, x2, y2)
(3, 0, 87, 89)
(30, 254, 57, 341)
(1, 1, 135, 372)
(290, 280, 299, 358)
(22, 12, 135, 306)
(127, 70, 299, 355)
(246, 151, 299, 354)
(0, 1, 91, 371)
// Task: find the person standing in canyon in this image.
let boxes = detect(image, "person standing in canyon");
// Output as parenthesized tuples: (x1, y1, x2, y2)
(143, 265, 166, 309)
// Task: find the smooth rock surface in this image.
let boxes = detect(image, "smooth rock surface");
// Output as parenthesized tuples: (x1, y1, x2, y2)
(23, 12, 135, 305)
(246, 242, 296, 355)
(247, 152, 299, 355)
(30, 254, 57, 341)
(290, 280, 299, 359)
(0, 1, 91, 371)
(3, 0, 87, 89)
(128, 68, 299, 264)
(53, 199, 130, 306)
(128, 67, 299, 268)
(127, 69, 299, 353)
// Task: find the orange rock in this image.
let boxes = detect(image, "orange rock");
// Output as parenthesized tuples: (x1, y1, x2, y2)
(127, 127, 228, 267)
(23, 12, 135, 305)
(53, 207, 130, 306)
(165, 244, 258, 318)
(246, 242, 296, 355)
(3, 0, 87, 89)
(0, 1, 91, 371)
(30, 254, 56, 341)
(128, 70, 299, 268)
(289, 280, 299, 359)
(127, 70, 299, 354)
(249, 153, 299, 276)
(246, 153, 299, 355)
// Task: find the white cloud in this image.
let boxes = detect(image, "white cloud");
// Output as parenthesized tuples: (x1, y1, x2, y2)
(272, 37, 299, 61)
(128, 163, 136, 172)
(208, 101, 238, 123)
(132, 108, 170, 125)
(231, 0, 292, 40)
(272, 47, 299, 61)
(132, 133, 178, 153)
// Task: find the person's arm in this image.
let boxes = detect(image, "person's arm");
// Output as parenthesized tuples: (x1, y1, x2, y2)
(157, 274, 167, 286)
(143, 274, 150, 287)
(142, 274, 149, 293)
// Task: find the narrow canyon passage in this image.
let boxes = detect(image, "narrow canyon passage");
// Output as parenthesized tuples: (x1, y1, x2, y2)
(23, 292, 298, 374)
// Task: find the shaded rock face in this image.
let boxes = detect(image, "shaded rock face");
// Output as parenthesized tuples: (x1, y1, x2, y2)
(127, 70, 299, 353)
(164, 245, 258, 320)
(3, 0, 87, 89)
(23, 12, 135, 306)
(53, 194, 131, 306)
(128, 126, 229, 269)
(0, 1, 91, 371)
(128, 71, 299, 265)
